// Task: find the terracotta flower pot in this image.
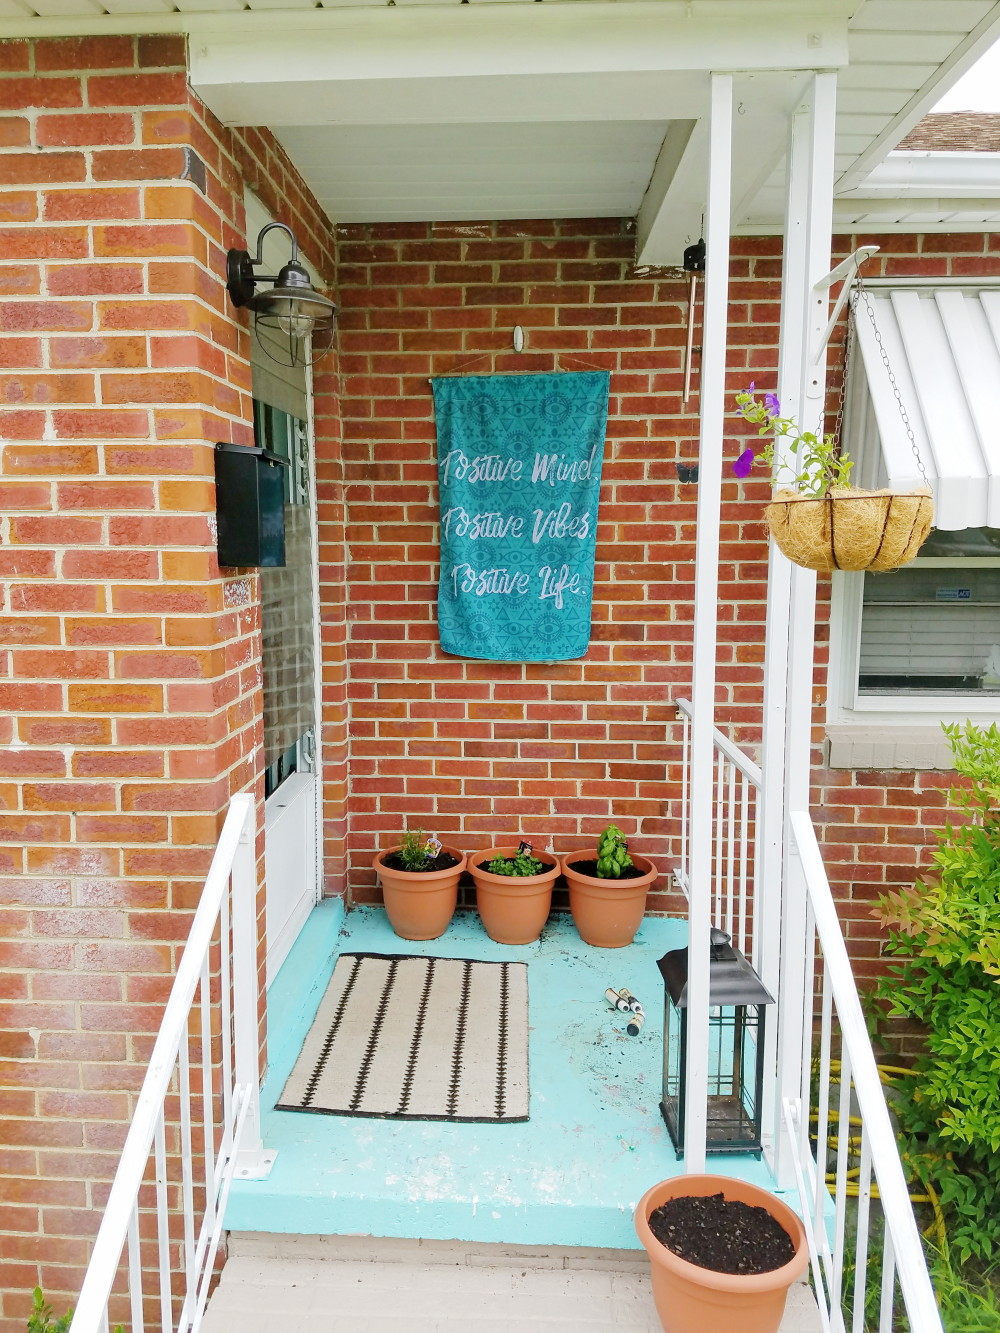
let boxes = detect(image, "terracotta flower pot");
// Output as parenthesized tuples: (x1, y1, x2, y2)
(469, 846, 559, 945)
(372, 845, 467, 941)
(560, 851, 658, 947)
(634, 1175, 809, 1333)
(764, 485, 933, 572)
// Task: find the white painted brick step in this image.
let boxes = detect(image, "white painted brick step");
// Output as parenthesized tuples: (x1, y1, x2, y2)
(201, 1235, 821, 1332)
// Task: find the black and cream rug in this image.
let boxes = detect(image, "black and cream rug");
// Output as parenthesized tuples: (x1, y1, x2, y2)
(277, 953, 530, 1123)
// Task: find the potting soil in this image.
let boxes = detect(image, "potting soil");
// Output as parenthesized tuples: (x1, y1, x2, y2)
(381, 852, 461, 873)
(648, 1193, 795, 1275)
(566, 860, 645, 880)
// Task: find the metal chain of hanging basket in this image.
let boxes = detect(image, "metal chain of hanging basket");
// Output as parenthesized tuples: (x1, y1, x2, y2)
(848, 272, 931, 486)
(763, 260, 934, 573)
(831, 282, 856, 467)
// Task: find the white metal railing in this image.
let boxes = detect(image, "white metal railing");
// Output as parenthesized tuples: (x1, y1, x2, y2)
(73, 794, 274, 1333)
(674, 698, 762, 968)
(784, 811, 942, 1333)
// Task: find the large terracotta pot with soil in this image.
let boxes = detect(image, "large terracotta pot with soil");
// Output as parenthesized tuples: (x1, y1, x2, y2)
(469, 847, 559, 945)
(372, 845, 467, 941)
(764, 485, 933, 572)
(634, 1175, 808, 1333)
(560, 848, 658, 948)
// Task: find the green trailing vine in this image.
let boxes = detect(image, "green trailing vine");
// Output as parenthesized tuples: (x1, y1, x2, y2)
(595, 824, 634, 879)
(732, 384, 854, 496)
(876, 721, 1000, 1268)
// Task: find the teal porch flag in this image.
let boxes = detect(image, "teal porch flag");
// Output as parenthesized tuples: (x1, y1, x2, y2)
(431, 370, 610, 662)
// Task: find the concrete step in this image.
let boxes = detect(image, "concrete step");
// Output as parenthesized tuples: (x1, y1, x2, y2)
(202, 1233, 822, 1332)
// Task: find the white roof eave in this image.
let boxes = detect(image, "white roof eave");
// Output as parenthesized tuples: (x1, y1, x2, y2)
(839, 150, 1000, 200)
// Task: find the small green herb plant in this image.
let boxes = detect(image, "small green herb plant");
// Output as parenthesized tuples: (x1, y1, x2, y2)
(397, 828, 433, 873)
(595, 825, 634, 879)
(876, 720, 1000, 1266)
(486, 848, 545, 877)
(733, 384, 854, 497)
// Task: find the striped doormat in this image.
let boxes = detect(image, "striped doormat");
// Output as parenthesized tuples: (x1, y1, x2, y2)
(277, 953, 529, 1123)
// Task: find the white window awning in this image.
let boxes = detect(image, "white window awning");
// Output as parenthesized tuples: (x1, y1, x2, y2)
(845, 285, 1000, 531)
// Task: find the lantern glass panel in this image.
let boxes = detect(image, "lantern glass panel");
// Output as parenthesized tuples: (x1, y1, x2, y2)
(660, 994, 684, 1152)
(705, 1003, 764, 1151)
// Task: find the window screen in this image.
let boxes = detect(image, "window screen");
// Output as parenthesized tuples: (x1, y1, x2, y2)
(859, 533, 1000, 695)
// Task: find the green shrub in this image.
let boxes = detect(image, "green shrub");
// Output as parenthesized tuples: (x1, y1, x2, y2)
(876, 721, 1000, 1265)
(595, 824, 634, 879)
(28, 1289, 72, 1333)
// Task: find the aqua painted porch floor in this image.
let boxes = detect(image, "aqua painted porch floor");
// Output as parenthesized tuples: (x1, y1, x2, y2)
(226, 901, 787, 1249)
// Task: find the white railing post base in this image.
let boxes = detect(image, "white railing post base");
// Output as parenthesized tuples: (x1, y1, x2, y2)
(233, 1145, 278, 1181)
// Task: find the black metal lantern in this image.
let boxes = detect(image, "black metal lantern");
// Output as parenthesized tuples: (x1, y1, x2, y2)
(226, 221, 336, 369)
(658, 927, 773, 1157)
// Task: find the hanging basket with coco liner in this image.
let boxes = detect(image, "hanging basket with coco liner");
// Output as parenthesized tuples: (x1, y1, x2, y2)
(733, 284, 934, 574)
(763, 485, 933, 573)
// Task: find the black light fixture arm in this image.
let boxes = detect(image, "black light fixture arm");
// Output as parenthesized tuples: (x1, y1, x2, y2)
(251, 220, 298, 269)
(227, 222, 304, 308)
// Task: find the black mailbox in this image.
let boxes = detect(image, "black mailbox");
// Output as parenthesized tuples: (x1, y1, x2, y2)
(214, 442, 290, 568)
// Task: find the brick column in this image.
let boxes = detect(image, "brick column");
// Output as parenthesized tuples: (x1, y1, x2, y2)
(0, 36, 343, 1322)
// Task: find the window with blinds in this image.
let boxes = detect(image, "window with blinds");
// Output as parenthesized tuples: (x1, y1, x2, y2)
(858, 528, 1000, 696)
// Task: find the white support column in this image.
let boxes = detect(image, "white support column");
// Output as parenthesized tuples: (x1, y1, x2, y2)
(683, 71, 732, 1176)
(761, 70, 838, 1192)
(757, 93, 807, 1180)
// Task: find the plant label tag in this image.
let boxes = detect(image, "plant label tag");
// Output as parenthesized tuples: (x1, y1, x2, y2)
(517, 840, 533, 856)
(424, 836, 443, 856)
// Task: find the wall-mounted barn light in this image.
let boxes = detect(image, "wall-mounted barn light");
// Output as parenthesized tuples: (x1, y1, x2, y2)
(226, 221, 336, 369)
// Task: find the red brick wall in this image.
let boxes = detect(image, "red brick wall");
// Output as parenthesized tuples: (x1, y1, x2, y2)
(334, 218, 753, 915)
(331, 221, 981, 950)
(0, 36, 343, 1326)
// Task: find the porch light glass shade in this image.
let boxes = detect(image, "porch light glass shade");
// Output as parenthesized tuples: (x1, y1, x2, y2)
(248, 263, 336, 339)
(658, 928, 773, 1157)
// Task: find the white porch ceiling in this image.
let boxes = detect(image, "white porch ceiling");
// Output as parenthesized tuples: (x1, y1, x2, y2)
(2, 0, 1000, 257)
(273, 121, 672, 224)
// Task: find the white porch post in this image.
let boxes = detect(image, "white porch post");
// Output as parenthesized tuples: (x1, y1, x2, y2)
(759, 70, 837, 1191)
(684, 71, 732, 1175)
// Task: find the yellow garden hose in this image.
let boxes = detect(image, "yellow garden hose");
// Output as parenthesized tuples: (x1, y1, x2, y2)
(812, 1060, 949, 1250)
